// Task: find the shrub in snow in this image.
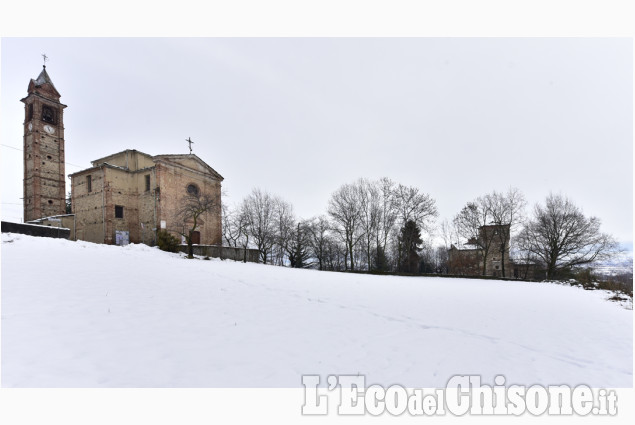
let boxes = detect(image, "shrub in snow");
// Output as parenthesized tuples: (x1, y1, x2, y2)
(157, 230, 180, 253)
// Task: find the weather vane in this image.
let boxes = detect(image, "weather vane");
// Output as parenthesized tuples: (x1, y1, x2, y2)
(186, 137, 194, 154)
(42, 53, 48, 68)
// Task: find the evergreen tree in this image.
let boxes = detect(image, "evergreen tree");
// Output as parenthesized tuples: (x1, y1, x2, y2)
(372, 246, 389, 272)
(65, 192, 72, 214)
(287, 222, 312, 268)
(398, 219, 423, 273)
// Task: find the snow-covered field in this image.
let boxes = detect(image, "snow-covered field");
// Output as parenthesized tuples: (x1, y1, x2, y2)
(1, 233, 632, 388)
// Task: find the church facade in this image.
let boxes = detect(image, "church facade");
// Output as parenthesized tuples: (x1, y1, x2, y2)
(22, 66, 224, 247)
(69, 149, 223, 245)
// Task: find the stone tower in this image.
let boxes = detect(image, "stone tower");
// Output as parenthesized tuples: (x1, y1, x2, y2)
(21, 66, 67, 221)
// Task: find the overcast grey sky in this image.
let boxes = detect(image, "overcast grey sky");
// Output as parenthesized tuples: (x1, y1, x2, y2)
(1, 38, 632, 245)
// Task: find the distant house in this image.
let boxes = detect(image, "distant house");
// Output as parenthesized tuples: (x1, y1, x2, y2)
(69, 149, 223, 246)
(448, 240, 483, 276)
(448, 224, 537, 279)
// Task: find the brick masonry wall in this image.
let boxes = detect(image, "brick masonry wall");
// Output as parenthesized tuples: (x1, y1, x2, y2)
(155, 162, 222, 245)
(72, 167, 107, 243)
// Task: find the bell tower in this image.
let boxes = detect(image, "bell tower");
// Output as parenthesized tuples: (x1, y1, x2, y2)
(21, 65, 67, 222)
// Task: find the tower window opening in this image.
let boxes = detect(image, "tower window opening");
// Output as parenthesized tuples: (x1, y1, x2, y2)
(42, 105, 55, 124)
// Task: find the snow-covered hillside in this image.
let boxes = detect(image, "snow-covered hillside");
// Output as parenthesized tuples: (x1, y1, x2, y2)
(1, 233, 632, 388)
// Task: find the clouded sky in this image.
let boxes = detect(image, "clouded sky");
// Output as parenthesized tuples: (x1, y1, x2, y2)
(1, 38, 632, 244)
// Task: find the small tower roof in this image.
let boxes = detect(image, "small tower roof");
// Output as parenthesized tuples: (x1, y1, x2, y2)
(34, 66, 57, 90)
(24, 65, 62, 101)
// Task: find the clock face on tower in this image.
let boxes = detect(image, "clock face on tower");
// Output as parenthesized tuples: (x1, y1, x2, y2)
(43, 124, 55, 135)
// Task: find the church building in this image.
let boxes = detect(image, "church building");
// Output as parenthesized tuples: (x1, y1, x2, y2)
(22, 66, 224, 247)
(69, 149, 223, 245)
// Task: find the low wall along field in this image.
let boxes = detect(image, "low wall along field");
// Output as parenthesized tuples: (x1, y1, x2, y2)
(1, 221, 70, 239)
(179, 244, 260, 263)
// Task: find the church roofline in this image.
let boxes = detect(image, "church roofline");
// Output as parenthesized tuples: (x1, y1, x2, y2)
(153, 153, 224, 181)
(70, 150, 223, 180)
(68, 162, 157, 178)
(90, 149, 154, 167)
(68, 163, 107, 178)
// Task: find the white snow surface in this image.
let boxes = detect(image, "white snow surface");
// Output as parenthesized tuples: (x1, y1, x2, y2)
(1, 233, 632, 388)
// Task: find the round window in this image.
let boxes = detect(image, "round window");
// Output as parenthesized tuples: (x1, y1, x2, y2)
(187, 184, 199, 196)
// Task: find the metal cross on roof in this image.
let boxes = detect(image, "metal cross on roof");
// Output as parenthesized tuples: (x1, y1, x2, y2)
(42, 53, 48, 67)
(186, 137, 194, 154)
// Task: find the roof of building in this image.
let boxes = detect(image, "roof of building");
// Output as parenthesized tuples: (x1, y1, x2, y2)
(90, 149, 154, 167)
(449, 243, 481, 251)
(153, 153, 224, 181)
(70, 150, 223, 181)
(480, 223, 511, 229)
(34, 66, 57, 89)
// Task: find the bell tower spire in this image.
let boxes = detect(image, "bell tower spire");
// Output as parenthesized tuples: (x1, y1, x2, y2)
(21, 62, 67, 221)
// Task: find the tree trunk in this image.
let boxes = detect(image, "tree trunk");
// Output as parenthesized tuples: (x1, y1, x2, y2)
(187, 231, 194, 259)
(348, 240, 355, 272)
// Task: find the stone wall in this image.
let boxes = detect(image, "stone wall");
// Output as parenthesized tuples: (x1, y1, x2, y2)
(179, 245, 260, 262)
(479, 224, 512, 277)
(2, 221, 70, 239)
(27, 214, 76, 240)
(71, 166, 107, 243)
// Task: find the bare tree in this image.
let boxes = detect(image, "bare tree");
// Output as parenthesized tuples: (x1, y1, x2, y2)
(222, 203, 245, 248)
(240, 188, 278, 264)
(393, 183, 438, 233)
(516, 193, 619, 279)
(272, 198, 295, 266)
(376, 177, 399, 257)
(328, 182, 364, 271)
(305, 215, 332, 271)
(223, 202, 254, 262)
(433, 245, 449, 274)
(175, 190, 220, 259)
(439, 218, 461, 250)
(358, 178, 382, 271)
(324, 237, 346, 271)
